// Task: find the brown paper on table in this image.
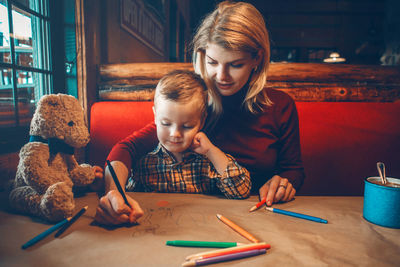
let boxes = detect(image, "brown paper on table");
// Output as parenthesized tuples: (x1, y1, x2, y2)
(0, 192, 399, 266)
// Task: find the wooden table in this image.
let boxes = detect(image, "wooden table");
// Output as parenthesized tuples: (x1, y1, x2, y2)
(0, 192, 399, 266)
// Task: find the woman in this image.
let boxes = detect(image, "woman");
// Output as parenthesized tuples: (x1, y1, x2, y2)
(95, 1, 305, 225)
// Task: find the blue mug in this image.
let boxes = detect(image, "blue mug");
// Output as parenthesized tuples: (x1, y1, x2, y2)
(363, 176, 400, 228)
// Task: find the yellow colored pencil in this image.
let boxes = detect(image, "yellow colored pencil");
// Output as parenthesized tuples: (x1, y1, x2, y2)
(216, 214, 259, 243)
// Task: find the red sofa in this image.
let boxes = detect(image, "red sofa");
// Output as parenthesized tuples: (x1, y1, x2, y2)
(88, 101, 400, 196)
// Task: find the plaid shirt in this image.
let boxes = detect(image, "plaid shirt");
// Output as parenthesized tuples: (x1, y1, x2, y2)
(126, 143, 251, 199)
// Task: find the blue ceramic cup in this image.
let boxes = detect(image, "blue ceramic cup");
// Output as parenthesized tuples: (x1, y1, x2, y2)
(363, 176, 400, 228)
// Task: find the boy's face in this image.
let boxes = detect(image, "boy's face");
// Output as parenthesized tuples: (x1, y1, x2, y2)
(153, 97, 203, 159)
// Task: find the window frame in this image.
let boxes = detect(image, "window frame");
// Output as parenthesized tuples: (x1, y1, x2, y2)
(0, 0, 65, 154)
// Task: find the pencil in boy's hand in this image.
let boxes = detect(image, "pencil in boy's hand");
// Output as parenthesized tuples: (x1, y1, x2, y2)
(216, 214, 259, 243)
(106, 160, 131, 207)
(249, 198, 266, 212)
(55, 206, 88, 237)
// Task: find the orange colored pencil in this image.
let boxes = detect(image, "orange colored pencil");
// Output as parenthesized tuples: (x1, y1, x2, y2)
(216, 214, 259, 243)
(185, 242, 270, 261)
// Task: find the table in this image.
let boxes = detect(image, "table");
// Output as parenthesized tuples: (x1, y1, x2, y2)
(0, 192, 399, 266)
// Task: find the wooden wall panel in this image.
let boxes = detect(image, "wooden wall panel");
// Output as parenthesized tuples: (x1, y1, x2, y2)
(97, 62, 400, 102)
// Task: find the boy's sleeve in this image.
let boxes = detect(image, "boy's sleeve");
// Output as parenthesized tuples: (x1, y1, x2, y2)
(107, 122, 158, 176)
(212, 154, 252, 199)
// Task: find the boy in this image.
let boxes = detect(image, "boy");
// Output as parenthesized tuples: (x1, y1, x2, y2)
(126, 70, 251, 199)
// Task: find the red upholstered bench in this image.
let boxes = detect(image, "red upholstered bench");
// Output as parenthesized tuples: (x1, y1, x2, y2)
(88, 101, 400, 196)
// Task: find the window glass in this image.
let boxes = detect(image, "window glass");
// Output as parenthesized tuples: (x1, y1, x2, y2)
(0, 67, 16, 128)
(12, 5, 33, 67)
(0, 0, 52, 130)
(271, 48, 298, 63)
(12, 7, 51, 71)
(31, 14, 51, 71)
(13, 0, 48, 16)
(0, 1, 11, 64)
(16, 69, 35, 126)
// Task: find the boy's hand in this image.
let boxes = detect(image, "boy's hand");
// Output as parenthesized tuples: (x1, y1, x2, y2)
(191, 132, 229, 175)
(191, 132, 213, 155)
(95, 190, 144, 225)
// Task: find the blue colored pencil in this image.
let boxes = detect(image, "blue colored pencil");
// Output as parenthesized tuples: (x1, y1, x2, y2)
(55, 206, 88, 237)
(21, 217, 71, 249)
(266, 207, 328, 224)
(106, 160, 131, 207)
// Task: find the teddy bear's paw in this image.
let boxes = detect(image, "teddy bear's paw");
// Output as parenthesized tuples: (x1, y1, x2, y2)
(40, 182, 75, 222)
(70, 165, 96, 186)
(9, 186, 42, 216)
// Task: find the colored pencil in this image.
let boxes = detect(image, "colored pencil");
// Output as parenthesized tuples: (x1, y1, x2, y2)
(185, 242, 270, 261)
(182, 249, 266, 266)
(216, 214, 259, 243)
(266, 207, 328, 224)
(55, 206, 88, 237)
(166, 240, 244, 248)
(249, 198, 266, 212)
(21, 217, 71, 249)
(106, 160, 131, 207)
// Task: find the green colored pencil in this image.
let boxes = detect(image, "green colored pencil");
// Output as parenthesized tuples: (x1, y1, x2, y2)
(166, 240, 244, 248)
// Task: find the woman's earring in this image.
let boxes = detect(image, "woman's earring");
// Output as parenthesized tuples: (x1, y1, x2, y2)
(254, 66, 258, 72)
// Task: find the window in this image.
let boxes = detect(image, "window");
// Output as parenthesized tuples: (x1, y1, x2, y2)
(271, 47, 298, 63)
(308, 48, 335, 63)
(0, 0, 52, 152)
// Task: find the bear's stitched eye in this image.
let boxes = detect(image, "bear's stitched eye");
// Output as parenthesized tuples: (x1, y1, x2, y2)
(68, 121, 74, 126)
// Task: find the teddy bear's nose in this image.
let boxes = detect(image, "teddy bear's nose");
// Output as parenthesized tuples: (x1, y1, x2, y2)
(68, 121, 75, 126)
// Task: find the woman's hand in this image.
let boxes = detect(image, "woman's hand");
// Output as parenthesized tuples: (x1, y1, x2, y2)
(94, 190, 144, 225)
(259, 175, 296, 206)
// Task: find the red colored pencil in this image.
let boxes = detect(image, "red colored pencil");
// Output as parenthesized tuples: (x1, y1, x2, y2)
(249, 198, 266, 212)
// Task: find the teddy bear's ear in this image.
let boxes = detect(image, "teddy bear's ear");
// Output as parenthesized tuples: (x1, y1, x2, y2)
(46, 98, 61, 107)
(37, 94, 62, 110)
(29, 94, 64, 138)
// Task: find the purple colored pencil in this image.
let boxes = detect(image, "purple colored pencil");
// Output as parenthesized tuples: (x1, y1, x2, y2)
(182, 249, 266, 266)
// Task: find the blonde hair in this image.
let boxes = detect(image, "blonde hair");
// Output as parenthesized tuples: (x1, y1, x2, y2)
(154, 70, 208, 122)
(192, 1, 271, 117)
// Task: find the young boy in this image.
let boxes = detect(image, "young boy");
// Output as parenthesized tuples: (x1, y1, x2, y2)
(126, 70, 251, 199)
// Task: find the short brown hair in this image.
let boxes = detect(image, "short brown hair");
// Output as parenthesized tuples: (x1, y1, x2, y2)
(154, 70, 208, 121)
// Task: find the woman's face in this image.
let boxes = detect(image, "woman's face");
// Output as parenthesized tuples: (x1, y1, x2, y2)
(205, 42, 258, 96)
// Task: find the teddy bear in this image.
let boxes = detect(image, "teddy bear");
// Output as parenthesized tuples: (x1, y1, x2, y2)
(9, 94, 100, 222)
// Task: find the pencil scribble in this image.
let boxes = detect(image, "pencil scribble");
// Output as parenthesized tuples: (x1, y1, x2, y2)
(131, 205, 209, 237)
